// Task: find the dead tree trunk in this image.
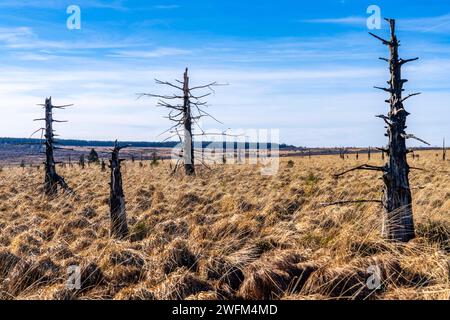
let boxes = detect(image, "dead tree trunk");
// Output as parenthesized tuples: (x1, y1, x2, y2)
(371, 19, 428, 242)
(182, 69, 195, 175)
(36, 97, 73, 196)
(334, 19, 428, 243)
(109, 141, 129, 239)
(138, 67, 224, 176)
(443, 138, 446, 161)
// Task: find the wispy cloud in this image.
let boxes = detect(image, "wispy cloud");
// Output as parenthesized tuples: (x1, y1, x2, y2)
(0, 0, 127, 10)
(300, 14, 450, 34)
(153, 4, 180, 10)
(110, 48, 192, 59)
(401, 14, 450, 33)
(300, 16, 366, 26)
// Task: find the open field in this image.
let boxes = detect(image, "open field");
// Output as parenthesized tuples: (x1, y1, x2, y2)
(0, 151, 448, 300)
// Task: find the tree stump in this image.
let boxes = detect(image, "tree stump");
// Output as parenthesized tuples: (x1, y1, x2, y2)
(109, 141, 129, 240)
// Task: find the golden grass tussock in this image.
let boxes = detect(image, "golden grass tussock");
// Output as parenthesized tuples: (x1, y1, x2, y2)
(0, 151, 448, 299)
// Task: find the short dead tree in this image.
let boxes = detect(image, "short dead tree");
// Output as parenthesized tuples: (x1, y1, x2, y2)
(443, 138, 446, 161)
(109, 141, 129, 239)
(332, 19, 429, 242)
(33, 97, 73, 196)
(138, 67, 225, 175)
(79, 154, 85, 169)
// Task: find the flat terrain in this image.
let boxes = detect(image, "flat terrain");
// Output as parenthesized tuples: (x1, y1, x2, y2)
(0, 151, 448, 299)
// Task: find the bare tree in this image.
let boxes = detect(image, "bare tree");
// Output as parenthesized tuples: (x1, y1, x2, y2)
(109, 141, 129, 239)
(138, 68, 224, 175)
(33, 97, 73, 196)
(334, 19, 429, 242)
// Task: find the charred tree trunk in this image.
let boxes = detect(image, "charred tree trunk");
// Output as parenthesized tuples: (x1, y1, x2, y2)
(183, 68, 195, 175)
(109, 141, 129, 239)
(40, 97, 72, 196)
(371, 19, 421, 242)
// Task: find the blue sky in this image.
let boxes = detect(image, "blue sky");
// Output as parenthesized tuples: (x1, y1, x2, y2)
(0, 0, 449, 147)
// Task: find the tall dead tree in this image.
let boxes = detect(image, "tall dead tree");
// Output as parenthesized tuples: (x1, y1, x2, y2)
(334, 19, 429, 242)
(109, 141, 129, 239)
(138, 68, 224, 175)
(34, 97, 73, 196)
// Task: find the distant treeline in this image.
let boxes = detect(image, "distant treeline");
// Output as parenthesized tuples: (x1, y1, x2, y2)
(0, 137, 297, 150)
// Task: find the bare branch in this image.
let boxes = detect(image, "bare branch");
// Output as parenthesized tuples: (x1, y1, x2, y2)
(374, 86, 393, 93)
(189, 82, 219, 91)
(409, 166, 428, 171)
(30, 127, 45, 138)
(52, 104, 74, 109)
(154, 79, 184, 91)
(137, 93, 182, 100)
(399, 57, 419, 65)
(334, 164, 385, 178)
(190, 92, 211, 100)
(369, 32, 391, 45)
(401, 92, 421, 102)
(321, 199, 382, 207)
(375, 114, 392, 126)
(401, 133, 430, 146)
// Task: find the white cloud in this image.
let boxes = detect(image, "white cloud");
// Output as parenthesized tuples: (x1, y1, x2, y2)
(0, 57, 448, 146)
(401, 14, 450, 33)
(0, 0, 127, 10)
(111, 48, 192, 59)
(300, 16, 366, 26)
(300, 14, 450, 34)
(153, 4, 180, 10)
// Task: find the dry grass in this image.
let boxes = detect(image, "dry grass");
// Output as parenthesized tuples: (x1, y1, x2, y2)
(0, 152, 448, 300)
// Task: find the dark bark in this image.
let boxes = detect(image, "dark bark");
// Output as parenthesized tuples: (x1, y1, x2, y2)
(109, 141, 129, 240)
(42, 97, 72, 196)
(443, 138, 446, 161)
(372, 19, 416, 242)
(182, 68, 195, 175)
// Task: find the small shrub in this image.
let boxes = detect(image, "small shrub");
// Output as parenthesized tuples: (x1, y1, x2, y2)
(287, 160, 294, 168)
(130, 221, 150, 242)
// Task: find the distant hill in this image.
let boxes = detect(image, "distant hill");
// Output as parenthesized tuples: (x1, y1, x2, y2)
(0, 137, 297, 150)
